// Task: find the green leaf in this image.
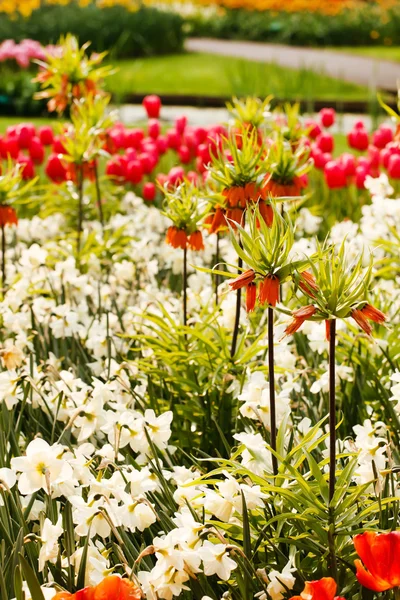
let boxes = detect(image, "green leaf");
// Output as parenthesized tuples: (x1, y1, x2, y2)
(19, 554, 46, 600)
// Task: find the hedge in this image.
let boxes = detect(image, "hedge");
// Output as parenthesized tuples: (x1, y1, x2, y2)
(0, 3, 185, 58)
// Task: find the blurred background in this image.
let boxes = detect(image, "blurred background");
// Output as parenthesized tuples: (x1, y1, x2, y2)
(0, 0, 399, 125)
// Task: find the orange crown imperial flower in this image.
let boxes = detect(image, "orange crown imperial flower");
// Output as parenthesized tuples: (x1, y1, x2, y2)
(299, 270, 319, 297)
(246, 282, 257, 312)
(284, 305, 316, 336)
(188, 230, 204, 251)
(259, 274, 280, 307)
(165, 226, 188, 250)
(291, 577, 343, 600)
(0, 205, 18, 227)
(54, 575, 141, 600)
(354, 531, 400, 592)
(229, 269, 256, 291)
(351, 303, 386, 336)
(258, 201, 274, 228)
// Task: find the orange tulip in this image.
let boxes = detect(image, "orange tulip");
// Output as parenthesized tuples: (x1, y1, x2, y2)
(291, 577, 339, 600)
(94, 575, 141, 600)
(354, 531, 400, 592)
(54, 576, 141, 600)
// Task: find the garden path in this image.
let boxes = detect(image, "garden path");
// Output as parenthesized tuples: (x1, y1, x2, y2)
(186, 38, 400, 91)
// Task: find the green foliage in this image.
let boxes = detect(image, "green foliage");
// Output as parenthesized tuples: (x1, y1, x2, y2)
(0, 3, 185, 59)
(188, 4, 400, 48)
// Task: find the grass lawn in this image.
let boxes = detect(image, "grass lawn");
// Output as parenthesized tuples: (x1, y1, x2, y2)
(329, 46, 400, 63)
(106, 53, 369, 101)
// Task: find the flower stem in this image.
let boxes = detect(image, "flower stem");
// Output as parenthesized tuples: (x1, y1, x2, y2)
(183, 245, 187, 327)
(231, 217, 245, 358)
(1, 224, 5, 293)
(329, 318, 336, 502)
(328, 318, 337, 578)
(215, 232, 220, 305)
(76, 164, 84, 261)
(268, 306, 278, 476)
(230, 254, 242, 358)
(94, 160, 104, 229)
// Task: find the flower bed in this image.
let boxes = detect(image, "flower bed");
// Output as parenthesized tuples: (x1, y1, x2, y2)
(1, 35, 400, 600)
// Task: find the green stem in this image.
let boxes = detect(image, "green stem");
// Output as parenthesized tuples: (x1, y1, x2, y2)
(215, 232, 220, 305)
(328, 318, 337, 578)
(183, 245, 187, 328)
(94, 160, 104, 229)
(268, 306, 278, 476)
(231, 217, 245, 358)
(76, 165, 84, 262)
(1, 224, 5, 293)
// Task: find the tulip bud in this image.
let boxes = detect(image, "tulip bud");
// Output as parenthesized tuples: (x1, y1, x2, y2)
(148, 119, 160, 140)
(126, 159, 143, 184)
(38, 125, 54, 146)
(29, 137, 45, 165)
(142, 95, 162, 119)
(319, 107, 335, 128)
(324, 160, 347, 189)
(143, 182, 156, 201)
(388, 154, 400, 179)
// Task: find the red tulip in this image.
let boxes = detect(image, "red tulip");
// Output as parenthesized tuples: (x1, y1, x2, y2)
(143, 182, 156, 201)
(18, 155, 35, 179)
(194, 127, 207, 144)
(186, 170, 198, 184)
(372, 125, 393, 149)
(175, 115, 187, 135)
(355, 166, 368, 189)
(197, 143, 211, 164)
(52, 136, 67, 154)
(316, 133, 334, 153)
(348, 128, 369, 151)
(319, 107, 335, 128)
(2, 137, 19, 159)
(339, 153, 356, 177)
(148, 119, 160, 140)
(45, 153, 68, 183)
(125, 128, 144, 150)
(156, 135, 168, 155)
(38, 125, 54, 146)
(367, 145, 380, 169)
(167, 166, 184, 187)
(178, 145, 191, 164)
(354, 531, 400, 592)
(126, 159, 143, 184)
(324, 160, 347, 189)
(29, 137, 45, 165)
(139, 152, 156, 175)
(142, 94, 161, 119)
(106, 157, 126, 182)
(17, 123, 35, 149)
(388, 153, 400, 178)
(305, 120, 322, 139)
(166, 129, 180, 150)
(312, 147, 331, 170)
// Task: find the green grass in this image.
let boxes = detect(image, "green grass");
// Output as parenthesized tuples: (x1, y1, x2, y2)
(106, 53, 369, 101)
(329, 46, 400, 63)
